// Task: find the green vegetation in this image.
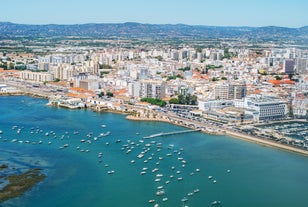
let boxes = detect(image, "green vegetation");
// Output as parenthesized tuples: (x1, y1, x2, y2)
(155, 56, 163, 61)
(106, 92, 114, 97)
(206, 64, 223, 70)
(167, 74, 184, 80)
(275, 75, 282, 80)
(221, 76, 227, 80)
(99, 64, 113, 69)
(177, 94, 197, 105)
(169, 98, 179, 104)
(211, 77, 219, 81)
(54, 78, 60, 82)
(140, 98, 166, 107)
(178, 66, 191, 71)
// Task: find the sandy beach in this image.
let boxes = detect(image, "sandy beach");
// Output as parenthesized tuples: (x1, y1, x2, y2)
(126, 114, 308, 156)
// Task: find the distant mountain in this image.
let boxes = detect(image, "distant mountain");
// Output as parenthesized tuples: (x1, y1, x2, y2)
(0, 22, 307, 40)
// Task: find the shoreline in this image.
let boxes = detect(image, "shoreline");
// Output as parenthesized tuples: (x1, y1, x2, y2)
(2, 92, 308, 156)
(126, 115, 308, 156)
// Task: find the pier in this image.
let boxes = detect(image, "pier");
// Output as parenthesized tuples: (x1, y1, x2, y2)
(143, 129, 201, 139)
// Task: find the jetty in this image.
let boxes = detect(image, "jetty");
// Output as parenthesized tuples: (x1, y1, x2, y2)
(143, 129, 201, 139)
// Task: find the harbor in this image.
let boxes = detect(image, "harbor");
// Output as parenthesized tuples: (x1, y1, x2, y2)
(1, 96, 308, 207)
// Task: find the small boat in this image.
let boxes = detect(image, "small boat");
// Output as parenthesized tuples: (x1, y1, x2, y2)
(211, 200, 221, 206)
(140, 171, 147, 175)
(193, 189, 200, 193)
(181, 197, 188, 202)
(156, 190, 165, 196)
(162, 197, 168, 202)
(107, 170, 115, 174)
(148, 199, 155, 203)
(154, 178, 161, 182)
(208, 176, 213, 179)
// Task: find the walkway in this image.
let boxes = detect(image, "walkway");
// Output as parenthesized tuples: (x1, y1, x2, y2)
(143, 129, 201, 139)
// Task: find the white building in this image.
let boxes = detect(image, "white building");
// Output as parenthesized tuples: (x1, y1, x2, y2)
(240, 95, 288, 122)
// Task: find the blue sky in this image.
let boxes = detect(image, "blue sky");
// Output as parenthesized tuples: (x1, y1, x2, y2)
(2, 0, 307, 27)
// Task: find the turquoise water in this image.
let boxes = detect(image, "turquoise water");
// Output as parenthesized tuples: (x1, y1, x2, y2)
(0, 96, 308, 207)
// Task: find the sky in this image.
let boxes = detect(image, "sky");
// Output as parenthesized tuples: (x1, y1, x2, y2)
(2, 0, 307, 27)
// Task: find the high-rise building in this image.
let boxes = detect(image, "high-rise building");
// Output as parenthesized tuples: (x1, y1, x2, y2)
(283, 59, 295, 75)
(296, 58, 308, 74)
(140, 80, 165, 99)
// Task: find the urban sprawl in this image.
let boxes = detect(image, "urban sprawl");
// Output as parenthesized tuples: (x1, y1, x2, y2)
(1, 38, 308, 154)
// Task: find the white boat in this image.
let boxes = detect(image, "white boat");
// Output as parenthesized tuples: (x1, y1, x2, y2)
(162, 197, 168, 202)
(181, 197, 188, 202)
(148, 199, 155, 203)
(140, 171, 147, 175)
(193, 189, 200, 193)
(107, 170, 115, 174)
(154, 178, 161, 182)
(211, 200, 221, 206)
(156, 190, 165, 196)
(156, 174, 163, 177)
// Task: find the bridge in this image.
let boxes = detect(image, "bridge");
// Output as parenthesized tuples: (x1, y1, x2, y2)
(143, 129, 201, 139)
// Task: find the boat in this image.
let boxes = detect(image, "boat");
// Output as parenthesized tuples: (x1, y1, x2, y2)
(193, 189, 200, 193)
(211, 201, 221, 206)
(140, 171, 147, 175)
(107, 170, 115, 174)
(208, 176, 213, 179)
(177, 177, 183, 181)
(181, 197, 188, 202)
(148, 199, 155, 203)
(101, 124, 106, 128)
(162, 197, 168, 202)
(156, 190, 165, 196)
(154, 178, 161, 182)
(157, 186, 164, 189)
(156, 174, 163, 177)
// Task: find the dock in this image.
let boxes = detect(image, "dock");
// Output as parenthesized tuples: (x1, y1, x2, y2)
(143, 129, 201, 139)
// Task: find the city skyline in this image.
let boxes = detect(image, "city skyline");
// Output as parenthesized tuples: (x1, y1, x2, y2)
(2, 0, 307, 28)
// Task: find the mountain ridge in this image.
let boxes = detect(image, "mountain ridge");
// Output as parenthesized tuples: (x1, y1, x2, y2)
(0, 22, 307, 40)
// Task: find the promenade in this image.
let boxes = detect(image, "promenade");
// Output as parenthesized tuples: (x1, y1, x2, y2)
(2, 79, 308, 156)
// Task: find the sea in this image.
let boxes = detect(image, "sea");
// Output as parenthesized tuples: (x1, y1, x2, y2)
(0, 96, 308, 207)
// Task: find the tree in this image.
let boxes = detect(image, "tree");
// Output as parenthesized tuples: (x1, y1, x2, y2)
(106, 92, 113, 97)
(169, 98, 179, 104)
(275, 75, 282, 80)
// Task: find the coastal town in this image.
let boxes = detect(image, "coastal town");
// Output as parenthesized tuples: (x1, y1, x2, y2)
(1, 38, 308, 154)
